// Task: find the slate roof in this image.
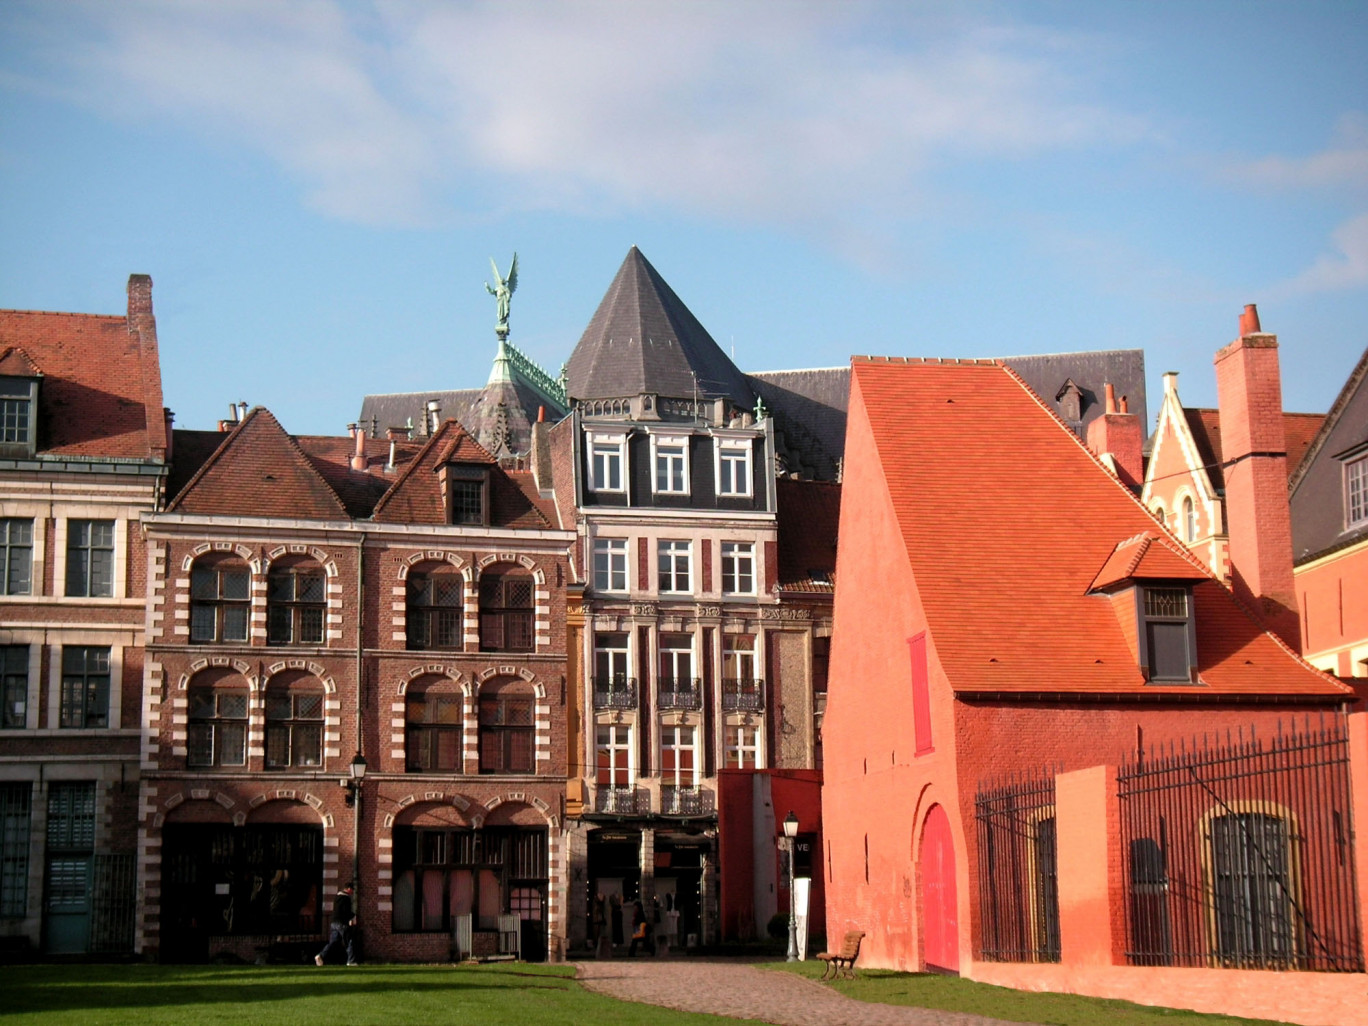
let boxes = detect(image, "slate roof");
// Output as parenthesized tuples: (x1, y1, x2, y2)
(565, 247, 755, 408)
(1289, 346, 1368, 565)
(0, 301, 167, 461)
(849, 356, 1349, 699)
(1001, 349, 1148, 440)
(1183, 408, 1327, 491)
(358, 389, 482, 442)
(748, 368, 849, 481)
(775, 478, 840, 593)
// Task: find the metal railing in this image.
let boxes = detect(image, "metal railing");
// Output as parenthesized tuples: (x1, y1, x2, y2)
(594, 786, 642, 815)
(660, 786, 713, 816)
(974, 771, 1060, 963)
(721, 678, 764, 711)
(592, 677, 638, 709)
(1118, 716, 1361, 972)
(658, 678, 702, 710)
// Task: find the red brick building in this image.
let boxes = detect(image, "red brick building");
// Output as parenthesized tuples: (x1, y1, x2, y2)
(137, 410, 576, 962)
(0, 276, 169, 954)
(822, 352, 1360, 1021)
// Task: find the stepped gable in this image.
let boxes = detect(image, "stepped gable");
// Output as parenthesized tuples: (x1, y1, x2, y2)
(167, 407, 349, 520)
(1183, 408, 1325, 490)
(850, 356, 1349, 699)
(775, 478, 840, 592)
(565, 247, 754, 408)
(372, 419, 551, 529)
(0, 302, 166, 461)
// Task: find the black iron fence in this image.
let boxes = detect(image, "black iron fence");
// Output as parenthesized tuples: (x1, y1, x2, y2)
(1118, 716, 1362, 972)
(974, 770, 1060, 963)
(90, 852, 136, 954)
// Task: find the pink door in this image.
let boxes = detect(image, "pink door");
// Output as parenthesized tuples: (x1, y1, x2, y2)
(919, 804, 959, 972)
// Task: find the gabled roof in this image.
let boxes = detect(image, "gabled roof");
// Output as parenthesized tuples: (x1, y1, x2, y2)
(167, 407, 349, 520)
(371, 419, 554, 529)
(849, 356, 1348, 699)
(1290, 346, 1368, 564)
(776, 478, 840, 593)
(0, 294, 167, 461)
(564, 247, 754, 408)
(1183, 408, 1324, 489)
(1089, 532, 1211, 592)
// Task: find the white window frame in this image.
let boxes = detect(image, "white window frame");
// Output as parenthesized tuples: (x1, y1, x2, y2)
(588, 433, 627, 493)
(724, 722, 762, 769)
(593, 632, 632, 684)
(593, 538, 628, 592)
(1347, 455, 1367, 529)
(722, 634, 757, 680)
(721, 541, 755, 595)
(596, 722, 634, 787)
(658, 634, 694, 682)
(651, 434, 690, 496)
(659, 723, 698, 788)
(657, 540, 692, 594)
(715, 439, 753, 498)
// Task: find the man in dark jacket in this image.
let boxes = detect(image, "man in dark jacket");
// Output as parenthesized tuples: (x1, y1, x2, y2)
(315, 884, 357, 965)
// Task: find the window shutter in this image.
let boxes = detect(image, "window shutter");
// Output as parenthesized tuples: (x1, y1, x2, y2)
(909, 633, 933, 755)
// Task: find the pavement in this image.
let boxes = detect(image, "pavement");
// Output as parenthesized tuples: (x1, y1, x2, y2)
(573, 957, 1026, 1026)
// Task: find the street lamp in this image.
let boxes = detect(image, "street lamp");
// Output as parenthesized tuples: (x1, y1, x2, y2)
(343, 752, 367, 897)
(783, 810, 799, 962)
(343, 751, 368, 805)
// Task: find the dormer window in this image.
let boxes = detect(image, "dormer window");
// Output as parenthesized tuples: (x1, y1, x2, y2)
(651, 434, 690, 495)
(587, 432, 627, 493)
(0, 374, 38, 458)
(439, 464, 489, 526)
(1141, 586, 1196, 683)
(1346, 454, 1367, 529)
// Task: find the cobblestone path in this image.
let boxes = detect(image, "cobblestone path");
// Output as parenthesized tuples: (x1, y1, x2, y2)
(574, 958, 1029, 1026)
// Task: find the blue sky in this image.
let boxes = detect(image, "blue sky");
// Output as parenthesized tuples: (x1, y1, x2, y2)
(1, 0, 1364, 436)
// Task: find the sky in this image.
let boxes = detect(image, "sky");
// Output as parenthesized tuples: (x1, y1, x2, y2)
(1, 0, 1365, 436)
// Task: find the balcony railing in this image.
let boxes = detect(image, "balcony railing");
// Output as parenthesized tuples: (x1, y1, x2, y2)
(657, 677, 702, 710)
(592, 677, 638, 709)
(660, 785, 714, 816)
(595, 786, 642, 815)
(721, 678, 765, 711)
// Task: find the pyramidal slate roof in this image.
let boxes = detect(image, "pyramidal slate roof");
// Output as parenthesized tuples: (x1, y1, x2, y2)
(565, 247, 754, 408)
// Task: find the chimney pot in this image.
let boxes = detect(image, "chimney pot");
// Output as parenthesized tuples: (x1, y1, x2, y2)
(537, 405, 546, 423)
(1119, 395, 1129, 414)
(350, 426, 368, 471)
(1104, 382, 1117, 415)
(1239, 303, 1261, 336)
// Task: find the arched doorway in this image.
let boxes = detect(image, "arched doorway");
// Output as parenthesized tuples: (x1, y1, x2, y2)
(919, 803, 958, 973)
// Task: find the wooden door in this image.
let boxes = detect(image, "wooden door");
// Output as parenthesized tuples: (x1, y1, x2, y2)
(919, 803, 959, 972)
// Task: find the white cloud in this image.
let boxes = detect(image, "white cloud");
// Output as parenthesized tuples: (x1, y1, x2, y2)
(1227, 113, 1368, 191)
(7, 0, 1149, 232)
(1282, 212, 1368, 294)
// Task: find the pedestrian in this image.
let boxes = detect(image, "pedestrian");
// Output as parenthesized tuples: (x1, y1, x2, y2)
(315, 883, 358, 966)
(627, 901, 652, 957)
(591, 891, 608, 959)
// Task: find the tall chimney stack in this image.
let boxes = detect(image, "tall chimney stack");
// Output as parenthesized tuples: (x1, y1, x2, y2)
(1213, 305, 1298, 647)
(1086, 381, 1143, 491)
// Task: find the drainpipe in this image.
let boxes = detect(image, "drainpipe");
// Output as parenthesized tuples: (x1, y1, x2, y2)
(353, 532, 367, 896)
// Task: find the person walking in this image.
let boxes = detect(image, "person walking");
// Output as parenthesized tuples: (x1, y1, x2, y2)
(315, 883, 358, 966)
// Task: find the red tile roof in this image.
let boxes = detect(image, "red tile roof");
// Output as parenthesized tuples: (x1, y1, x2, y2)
(1088, 532, 1210, 592)
(167, 408, 349, 520)
(776, 478, 840, 593)
(1183, 408, 1324, 488)
(850, 357, 1348, 699)
(0, 305, 166, 461)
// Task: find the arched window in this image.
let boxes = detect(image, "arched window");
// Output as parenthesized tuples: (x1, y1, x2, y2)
(190, 556, 250, 644)
(264, 672, 324, 769)
(478, 679, 534, 774)
(187, 670, 248, 767)
(406, 683, 463, 772)
(1183, 497, 1197, 542)
(478, 569, 533, 653)
(1209, 811, 1296, 964)
(407, 566, 463, 651)
(267, 558, 326, 646)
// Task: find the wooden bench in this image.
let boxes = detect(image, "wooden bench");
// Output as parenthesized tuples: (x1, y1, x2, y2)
(816, 930, 864, 981)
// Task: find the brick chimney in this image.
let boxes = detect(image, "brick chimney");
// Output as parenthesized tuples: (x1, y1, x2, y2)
(1086, 382, 1144, 490)
(1213, 304, 1298, 647)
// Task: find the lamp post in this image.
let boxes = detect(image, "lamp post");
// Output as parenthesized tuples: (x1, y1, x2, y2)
(783, 810, 799, 962)
(344, 752, 367, 894)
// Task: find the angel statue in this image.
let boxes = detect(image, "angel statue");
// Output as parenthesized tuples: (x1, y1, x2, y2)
(486, 253, 518, 338)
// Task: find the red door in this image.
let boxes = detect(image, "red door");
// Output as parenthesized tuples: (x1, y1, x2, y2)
(919, 804, 959, 972)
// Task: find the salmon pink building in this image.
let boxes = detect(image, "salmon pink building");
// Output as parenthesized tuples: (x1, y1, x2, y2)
(822, 351, 1366, 1025)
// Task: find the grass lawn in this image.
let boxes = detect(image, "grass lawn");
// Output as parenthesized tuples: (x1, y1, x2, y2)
(3, 963, 750, 1026)
(765, 961, 1293, 1026)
